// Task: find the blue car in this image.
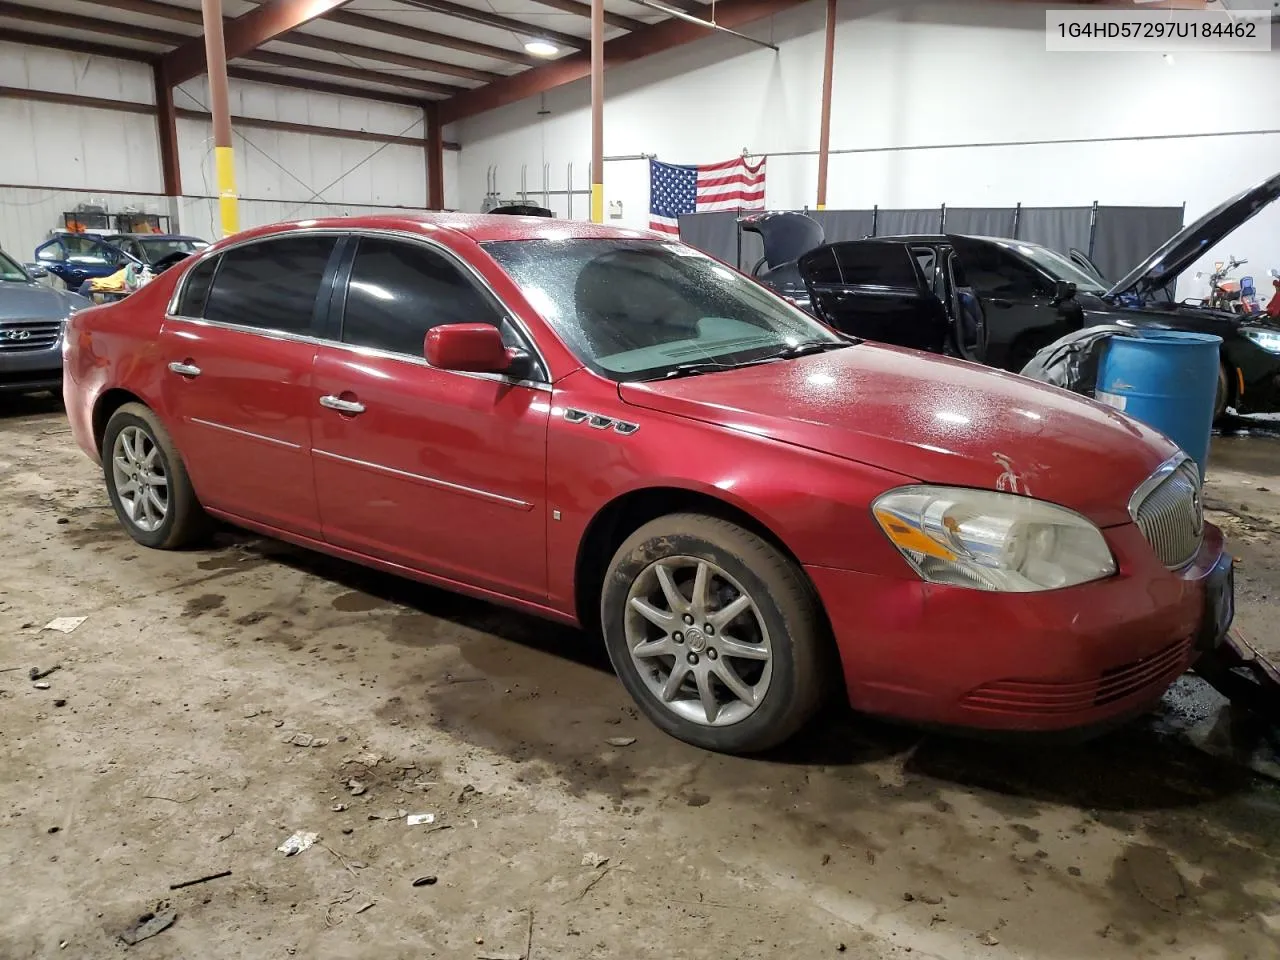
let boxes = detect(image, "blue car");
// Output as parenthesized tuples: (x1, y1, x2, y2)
(32, 232, 139, 291)
(33, 232, 208, 296)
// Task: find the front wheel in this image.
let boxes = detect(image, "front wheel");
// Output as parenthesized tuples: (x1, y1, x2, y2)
(601, 514, 828, 753)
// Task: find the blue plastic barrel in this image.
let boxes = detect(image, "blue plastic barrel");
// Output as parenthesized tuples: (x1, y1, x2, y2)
(1095, 330, 1222, 478)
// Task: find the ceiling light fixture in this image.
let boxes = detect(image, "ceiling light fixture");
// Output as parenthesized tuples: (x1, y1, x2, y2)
(523, 38, 559, 57)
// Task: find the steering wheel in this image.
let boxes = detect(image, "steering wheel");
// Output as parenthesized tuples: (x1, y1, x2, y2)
(751, 257, 768, 277)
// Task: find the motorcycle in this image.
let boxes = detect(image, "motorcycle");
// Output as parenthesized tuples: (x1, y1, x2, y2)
(1197, 255, 1249, 312)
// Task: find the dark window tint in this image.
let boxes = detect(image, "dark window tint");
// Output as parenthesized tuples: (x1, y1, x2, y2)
(177, 256, 219, 317)
(950, 240, 1046, 298)
(203, 236, 337, 334)
(341, 238, 503, 356)
(830, 243, 920, 287)
(800, 247, 841, 285)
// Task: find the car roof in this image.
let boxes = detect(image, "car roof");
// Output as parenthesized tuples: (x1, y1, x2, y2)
(112, 234, 204, 241)
(223, 213, 662, 246)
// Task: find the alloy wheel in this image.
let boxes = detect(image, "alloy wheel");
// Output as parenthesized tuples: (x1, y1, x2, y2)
(111, 425, 169, 533)
(624, 556, 773, 726)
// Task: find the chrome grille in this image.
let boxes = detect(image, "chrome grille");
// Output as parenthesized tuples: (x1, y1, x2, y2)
(0, 320, 61, 352)
(1130, 455, 1203, 569)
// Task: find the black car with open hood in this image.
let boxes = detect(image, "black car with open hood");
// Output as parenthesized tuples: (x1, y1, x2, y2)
(745, 172, 1280, 419)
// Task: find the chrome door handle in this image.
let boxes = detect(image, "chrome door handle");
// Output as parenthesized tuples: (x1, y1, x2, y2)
(319, 395, 365, 415)
(167, 361, 201, 377)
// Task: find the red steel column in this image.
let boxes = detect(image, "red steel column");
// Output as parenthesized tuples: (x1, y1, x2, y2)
(590, 0, 604, 223)
(153, 63, 182, 196)
(202, 0, 238, 235)
(425, 101, 444, 210)
(816, 0, 836, 210)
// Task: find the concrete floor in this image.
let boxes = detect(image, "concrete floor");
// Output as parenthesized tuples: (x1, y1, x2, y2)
(2, 394, 1279, 960)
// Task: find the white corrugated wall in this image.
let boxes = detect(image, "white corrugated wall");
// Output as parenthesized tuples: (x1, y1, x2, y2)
(0, 41, 437, 260)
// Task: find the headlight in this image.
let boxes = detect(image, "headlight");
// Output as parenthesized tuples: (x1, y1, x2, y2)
(872, 486, 1115, 592)
(1242, 327, 1280, 354)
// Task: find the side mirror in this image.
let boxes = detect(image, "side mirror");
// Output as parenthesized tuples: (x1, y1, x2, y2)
(425, 323, 519, 374)
(1052, 280, 1077, 303)
(24, 262, 48, 279)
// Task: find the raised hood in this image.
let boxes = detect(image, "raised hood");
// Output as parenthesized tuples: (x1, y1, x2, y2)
(620, 344, 1178, 527)
(1106, 171, 1280, 300)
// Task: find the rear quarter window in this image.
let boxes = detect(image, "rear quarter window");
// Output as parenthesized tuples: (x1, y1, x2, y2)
(175, 256, 219, 317)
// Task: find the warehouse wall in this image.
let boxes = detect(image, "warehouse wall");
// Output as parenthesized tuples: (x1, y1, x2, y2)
(450, 1, 1280, 294)
(0, 42, 440, 260)
(173, 77, 430, 238)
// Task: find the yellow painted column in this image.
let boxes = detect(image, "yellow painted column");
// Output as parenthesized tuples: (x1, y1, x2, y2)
(215, 146, 239, 237)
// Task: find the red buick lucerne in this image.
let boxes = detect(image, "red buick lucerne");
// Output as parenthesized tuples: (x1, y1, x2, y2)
(63, 215, 1234, 753)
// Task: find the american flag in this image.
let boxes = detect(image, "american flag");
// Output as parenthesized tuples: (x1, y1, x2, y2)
(648, 156, 766, 236)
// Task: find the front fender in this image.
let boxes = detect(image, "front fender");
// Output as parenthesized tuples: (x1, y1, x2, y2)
(545, 373, 916, 614)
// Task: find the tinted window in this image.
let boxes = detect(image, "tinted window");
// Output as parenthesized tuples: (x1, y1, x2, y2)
(177, 256, 219, 317)
(831, 243, 920, 287)
(950, 240, 1047, 298)
(341, 238, 503, 356)
(913, 247, 937, 286)
(800, 247, 841, 285)
(204, 236, 337, 334)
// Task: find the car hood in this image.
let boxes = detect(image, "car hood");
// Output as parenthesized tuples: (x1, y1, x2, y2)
(0, 281, 90, 319)
(619, 344, 1177, 527)
(1106, 170, 1280, 300)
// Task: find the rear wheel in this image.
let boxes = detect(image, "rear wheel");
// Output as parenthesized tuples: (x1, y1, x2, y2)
(103, 403, 211, 549)
(601, 513, 827, 753)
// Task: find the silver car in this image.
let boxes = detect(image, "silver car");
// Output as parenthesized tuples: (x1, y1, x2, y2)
(0, 249, 91, 394)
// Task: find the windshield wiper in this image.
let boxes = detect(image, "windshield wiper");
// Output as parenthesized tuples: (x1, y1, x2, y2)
(768, 339, 854, 359)
(657, 362, 739, 380)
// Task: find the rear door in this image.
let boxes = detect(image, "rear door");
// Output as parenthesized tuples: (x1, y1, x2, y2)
(798, 241, 950, 353)
(158, 233, 344, 538)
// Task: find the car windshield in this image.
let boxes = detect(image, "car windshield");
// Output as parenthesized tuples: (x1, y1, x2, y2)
(483, 238, 844, 381)
(0, 250, 28, 281)
(995, 241, 1108, 293)
(137, 238, 204, 261)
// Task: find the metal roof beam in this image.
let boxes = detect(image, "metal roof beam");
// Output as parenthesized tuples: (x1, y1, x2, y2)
(395, 0, 587, 51)
(327, 9, 540, 66)
(440, 0, 805, 123)
(163, 0, 354, 85)
(0, 24, 155, 61)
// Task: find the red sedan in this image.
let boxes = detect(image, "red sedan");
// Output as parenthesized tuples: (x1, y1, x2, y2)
(63, 215, 1234, 753)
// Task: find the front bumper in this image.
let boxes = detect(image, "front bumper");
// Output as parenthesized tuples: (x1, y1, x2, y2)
(0, 333, 64, 392)
(807, 521, 1232, 733)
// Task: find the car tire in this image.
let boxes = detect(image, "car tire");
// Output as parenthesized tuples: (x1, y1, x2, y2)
(103, 402, 211, 549)
(1214, 363, 1231, 423)
(600, 513, 828, 753)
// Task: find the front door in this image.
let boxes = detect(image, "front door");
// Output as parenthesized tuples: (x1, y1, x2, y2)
(949, 237, 1076, 371)
(798, 241, 951, 353)
(310, 235, 550, 602)
(159, 233, 343, 538)
(34, 235, 121, 291)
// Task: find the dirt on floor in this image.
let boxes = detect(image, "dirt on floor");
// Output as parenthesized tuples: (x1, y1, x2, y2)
(2, 393, 1280, 960)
